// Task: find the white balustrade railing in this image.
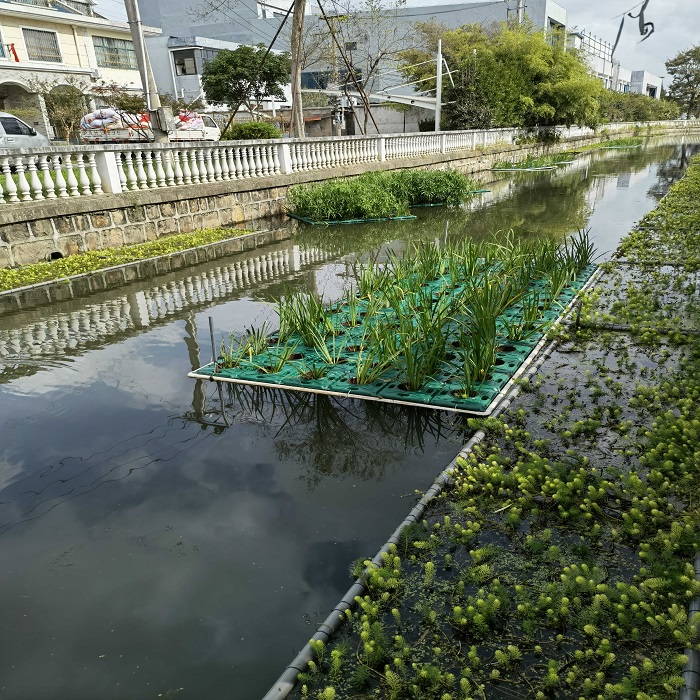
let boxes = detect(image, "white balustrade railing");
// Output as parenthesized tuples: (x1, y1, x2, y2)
(0, 120, 690, 205)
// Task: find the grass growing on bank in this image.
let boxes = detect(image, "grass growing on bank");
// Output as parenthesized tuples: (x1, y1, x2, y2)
(287, 170, 476, 222)
(0, 227, 250, 292)
(289, 156, 700, 700)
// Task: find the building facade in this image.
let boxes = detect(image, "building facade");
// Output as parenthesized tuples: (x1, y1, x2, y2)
(0, 0, 159, 138)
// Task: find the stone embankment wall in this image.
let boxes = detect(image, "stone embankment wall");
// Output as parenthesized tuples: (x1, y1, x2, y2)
(0, 129, 686, 268)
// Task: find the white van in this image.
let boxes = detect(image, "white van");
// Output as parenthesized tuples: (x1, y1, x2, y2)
(0, 112, 52, 149)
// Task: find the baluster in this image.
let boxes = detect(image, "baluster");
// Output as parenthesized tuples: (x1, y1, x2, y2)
(154, 151, 167, 187)
(63, 154, 80, 196)
(272, 144, 281, 174)
(52, 155, 68, 198)
(179, 150, 191, 184)
(2, 157, 14, 202)
(27, 156, 44, 200)
(133, 152, 148, 189)
(13, 157, 31, 201)
(86, 153, 103, 194)
(75, 154, 91, 195)
(261, 145, 271, 175)
(225, 147, 236, 179)
(189, 150, 201, 183)
(197, 149, 208, 182)
(213, 148, 224, 180)
(144, 151, 157, 188)
(204, 148, 215, 181)
(240, 147, 251, 178)
(253, 146, 263, 176)
(162, 150, 175, 186)
(116, 153, 128, 190)
(233, 147, 244, 178)
(0, 164, 5, 203)
(289, 144, 298, 172)
(308, 143, 317, 170)
(37, 155, 55, 199)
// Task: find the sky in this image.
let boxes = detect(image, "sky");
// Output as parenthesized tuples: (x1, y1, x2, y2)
(563, 0, 698, 81)
(97, 0, 696, 81)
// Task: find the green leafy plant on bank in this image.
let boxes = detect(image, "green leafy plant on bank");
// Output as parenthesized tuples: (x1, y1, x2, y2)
(0, 227, 251, 293)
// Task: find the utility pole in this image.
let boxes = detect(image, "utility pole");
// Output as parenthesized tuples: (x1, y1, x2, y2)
(124, 0, 168, 143)
(434, 39, 442, 132)
(289, 0, 306, 138)
(516, 0, 524, 24)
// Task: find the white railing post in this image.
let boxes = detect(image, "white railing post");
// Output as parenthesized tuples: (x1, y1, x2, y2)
(278, 142, 293, 175)
(440, 133, 446, 154)
(93, 150, 123, 194)
(377, 136, 386, 162)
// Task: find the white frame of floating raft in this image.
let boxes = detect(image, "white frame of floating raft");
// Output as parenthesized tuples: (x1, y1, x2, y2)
(188, 267, 603, 417)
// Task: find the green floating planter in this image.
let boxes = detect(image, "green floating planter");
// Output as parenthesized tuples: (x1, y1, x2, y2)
(191, 263, 597, 416)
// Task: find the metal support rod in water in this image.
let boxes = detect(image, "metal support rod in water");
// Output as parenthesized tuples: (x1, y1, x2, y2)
(435, 39, 442, 132)
(208, 316, 217, 370)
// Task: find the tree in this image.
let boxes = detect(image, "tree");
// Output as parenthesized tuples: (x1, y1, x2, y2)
(598, 90, 679, 122)
(27, 77, 91, 142)
(665, 45, 700, 118)
(302, 0, 412, 133)
(201, 45, 291, 121)
(399, 21, 604, 131)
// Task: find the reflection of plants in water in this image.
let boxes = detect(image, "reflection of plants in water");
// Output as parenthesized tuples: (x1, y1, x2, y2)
(207, 384, 463, 490)
(647, 144, 700, 201)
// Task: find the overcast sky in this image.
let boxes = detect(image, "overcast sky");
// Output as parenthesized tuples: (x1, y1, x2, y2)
(100, 0, 696, 81)
(563, 0, 698, 81)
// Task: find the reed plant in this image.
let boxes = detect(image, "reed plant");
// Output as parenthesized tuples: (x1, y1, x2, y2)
(353, 325, 400, 385)
(254, 339, 299, 374)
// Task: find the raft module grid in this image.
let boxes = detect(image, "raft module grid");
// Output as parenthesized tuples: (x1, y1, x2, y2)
(189, 264, 597, 416)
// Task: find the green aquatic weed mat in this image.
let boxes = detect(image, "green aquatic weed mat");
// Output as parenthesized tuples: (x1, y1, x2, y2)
(290, 333, 700, 700)
(190, 265, 598, 416)
(581, 264, 700, 338)
(287, 212, 417, 225)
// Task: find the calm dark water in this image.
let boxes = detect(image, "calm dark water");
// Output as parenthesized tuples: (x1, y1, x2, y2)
(0, 139, 696, 700)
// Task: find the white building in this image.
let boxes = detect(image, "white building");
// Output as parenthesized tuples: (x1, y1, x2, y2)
(631, 70, 662, 99)
(0, 0, 159, 138)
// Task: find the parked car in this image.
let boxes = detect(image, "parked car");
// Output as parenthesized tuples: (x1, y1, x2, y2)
(0, 112, 51, 149)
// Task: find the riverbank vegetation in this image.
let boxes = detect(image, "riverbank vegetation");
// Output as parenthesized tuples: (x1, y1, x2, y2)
(398, 22, 680, 132)
(291, 156, 700, 699)
(287, 170, 476, 222)
(0, 226, 250, 292)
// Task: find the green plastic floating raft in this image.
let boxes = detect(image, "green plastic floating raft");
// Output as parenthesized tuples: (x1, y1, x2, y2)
(189, 264, 599, 416)
(287, 212, 417, 226)
(490, 166, 557, 172)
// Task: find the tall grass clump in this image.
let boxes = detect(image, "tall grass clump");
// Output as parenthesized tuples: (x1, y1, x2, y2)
(287, 170, 476, 222)
(288, 174, 409, 222)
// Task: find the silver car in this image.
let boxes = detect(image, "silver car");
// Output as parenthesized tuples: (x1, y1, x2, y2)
(0, 112, 52, 149)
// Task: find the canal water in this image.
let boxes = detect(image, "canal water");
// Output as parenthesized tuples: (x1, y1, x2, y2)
(0, 139, 696, 700)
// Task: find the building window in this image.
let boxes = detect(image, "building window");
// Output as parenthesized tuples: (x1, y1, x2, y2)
(200, 49, 218, 68)
(173, 49, 197, 76)
(93, 36, 137, 70)
(23, 28, 62, 62)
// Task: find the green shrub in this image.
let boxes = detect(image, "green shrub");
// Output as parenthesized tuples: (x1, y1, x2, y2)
(222, 121, 282, 140)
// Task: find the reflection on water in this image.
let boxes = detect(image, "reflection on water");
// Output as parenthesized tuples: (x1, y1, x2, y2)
(0, 242, 333, 383)
(187, 383, 465, 490)
(0, 139, 697, 700)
